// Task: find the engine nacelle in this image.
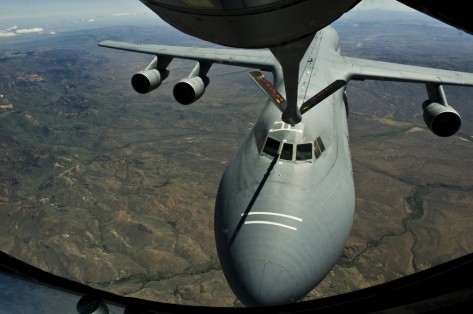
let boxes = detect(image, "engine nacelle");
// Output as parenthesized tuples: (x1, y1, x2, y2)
(173, 76, 209, 105)
(422, 100, 461, 137)
(131, 69, 164, 94)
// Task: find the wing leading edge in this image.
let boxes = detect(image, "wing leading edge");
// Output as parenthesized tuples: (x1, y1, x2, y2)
(342, 56, 473, 87)
(99, 39, 473, 89)
(98, 40, 278, 73)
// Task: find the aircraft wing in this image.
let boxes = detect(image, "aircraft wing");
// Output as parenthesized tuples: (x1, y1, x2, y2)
(98, 40, 277, 72)
(343, 56, 473, 87)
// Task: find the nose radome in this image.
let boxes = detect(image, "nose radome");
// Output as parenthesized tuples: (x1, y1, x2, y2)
(233, 259, 298, 306)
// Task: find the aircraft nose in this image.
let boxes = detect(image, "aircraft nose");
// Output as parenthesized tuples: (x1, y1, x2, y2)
(232, 259, 297, 306)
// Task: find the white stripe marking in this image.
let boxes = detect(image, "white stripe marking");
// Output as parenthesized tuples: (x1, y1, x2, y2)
(241, 212, 303, 222)
(244, 221, 297, 231)
(269, 128, 303, 134)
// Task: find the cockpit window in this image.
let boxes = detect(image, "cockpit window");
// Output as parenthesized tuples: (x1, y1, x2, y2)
(296, 143, 312, 160)
(261, 136, 324, 162)
(280, 143, 293, 160)
(316, 137, 325, 152)
(314, 137, 325, 158)
(262, 137, 280, 157)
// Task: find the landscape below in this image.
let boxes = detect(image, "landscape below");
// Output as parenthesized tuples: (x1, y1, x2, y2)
(1, 15, 473, 308)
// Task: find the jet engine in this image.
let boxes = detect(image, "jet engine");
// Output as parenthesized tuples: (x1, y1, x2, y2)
(131, 56, 170, 94)
(132, 69, 164, 94)
(173, 62, 211, 105)
(173, 76, 209, 105)
(422, 84, 461, 137)
(422, 101, 461, 137)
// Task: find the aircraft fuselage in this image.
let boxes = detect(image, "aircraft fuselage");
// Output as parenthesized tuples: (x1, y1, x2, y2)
(214, 27, 355, 306)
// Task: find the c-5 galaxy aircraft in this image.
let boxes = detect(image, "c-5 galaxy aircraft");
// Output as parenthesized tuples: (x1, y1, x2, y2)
(99, 0, 473, 307)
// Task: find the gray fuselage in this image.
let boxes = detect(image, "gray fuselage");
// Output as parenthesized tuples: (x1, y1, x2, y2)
(214, 27, 356, 306)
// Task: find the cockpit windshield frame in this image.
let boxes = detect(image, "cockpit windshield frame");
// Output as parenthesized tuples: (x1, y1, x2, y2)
(260, 135, 325, 163)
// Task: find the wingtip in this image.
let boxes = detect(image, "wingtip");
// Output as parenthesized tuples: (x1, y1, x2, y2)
(98, 40, 111, 47)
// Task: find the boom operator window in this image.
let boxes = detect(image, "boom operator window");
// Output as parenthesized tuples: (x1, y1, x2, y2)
(261, 136, 325, 162)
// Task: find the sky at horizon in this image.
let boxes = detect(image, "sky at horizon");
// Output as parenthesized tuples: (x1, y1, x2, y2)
(0, 0, 154, 36)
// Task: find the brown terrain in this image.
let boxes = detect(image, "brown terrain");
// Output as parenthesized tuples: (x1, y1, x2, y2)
(1, 17, 473, 308)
